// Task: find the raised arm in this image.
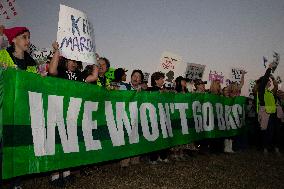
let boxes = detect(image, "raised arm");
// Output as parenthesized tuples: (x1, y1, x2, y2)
(240, 70, 247, 88)
(85, 64, 99, 83)
(259, 63, 273, 92)
(272, 77, 278, 95)
(48, 42, 60, 76)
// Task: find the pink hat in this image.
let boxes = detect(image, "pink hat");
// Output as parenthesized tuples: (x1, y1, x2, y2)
(3, 27, 29, 45)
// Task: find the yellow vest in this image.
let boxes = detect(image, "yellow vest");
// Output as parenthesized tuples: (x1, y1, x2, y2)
(264, 89, 276, 113)
(96, 67, 115, 87)
(257, 90, 276, 114)
(0, 49, 37, 73)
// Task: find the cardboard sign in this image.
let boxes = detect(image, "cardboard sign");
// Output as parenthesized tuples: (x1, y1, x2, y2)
(231, 68, 243, 84)
(29, 43, 38, 56)
(248, 80, 256, 95)
(225, 79, 231, 86)
(208, 70, 224, 84)
(158, 51, 182, 88)
(276, 76, 282, 84)
(185, 63, 205, 80)
(262, 52, 280, 73)
(57, 4, 96, 64)
(32, 49, 53, 63)
(0, 0, 19, 26)
(271, 52, 280, 73)
(143, 72, 150, 83)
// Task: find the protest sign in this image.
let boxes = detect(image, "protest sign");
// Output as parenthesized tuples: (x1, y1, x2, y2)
(29, 43, 38, 56)
(208, 70, 224, 84)
(276, 76, 282, 90)
(225, 79, 231, 86)
(0, 0, 19, 26)
(158, 51, 183, 88)
(143, 72, 150, 83)
(230, 68, 243, 84)
(276, 76, 282, 84)
(31, 48, 53, 76)
(248, 80, 256, 95)
(32, 49, 53, 63)
(262, 52, 280, 73)
(1, 68, 246, 179)
(57, 4, 96, 64)
(185, 63, 205, 80)
(271, 52, 280, 73)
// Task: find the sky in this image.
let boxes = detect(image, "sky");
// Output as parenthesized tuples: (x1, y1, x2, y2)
(5, 0, 284, 94)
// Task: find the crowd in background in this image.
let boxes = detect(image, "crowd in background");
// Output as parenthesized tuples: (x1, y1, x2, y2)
(1, 26, 284, 189)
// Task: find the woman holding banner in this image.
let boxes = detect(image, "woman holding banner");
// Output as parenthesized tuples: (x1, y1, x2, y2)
(0, 25, 39, 189)
(147, 72, 170, 164)
(48, 42, 99, 187)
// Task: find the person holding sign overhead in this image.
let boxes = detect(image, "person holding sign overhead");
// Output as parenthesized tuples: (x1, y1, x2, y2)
(257, 63, 281, 156)
(48, 42, 99, 187)
(48, 42, 98, 83)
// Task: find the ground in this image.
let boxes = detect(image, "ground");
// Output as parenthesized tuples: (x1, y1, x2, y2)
(3, 148, 284, 189)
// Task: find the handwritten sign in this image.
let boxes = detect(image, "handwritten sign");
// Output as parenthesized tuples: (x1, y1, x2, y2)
(158, 51, 182, 88)
(276, 76, 282, 84)
(32, 49, 53, 63)
(271, 52, 280, 73)
(231, 68, 243, 84)
(0, 0, 19, 26)
(225, 79, 231, 86)
(248, 80, 256, 95)
(262, 52, 280, 73)
(208, 70, 224, 84)
(185, 63, 205, 80)
(29, 43, 38, 56)
(143, 72, 150, 83)
(57, 4, 96, 64)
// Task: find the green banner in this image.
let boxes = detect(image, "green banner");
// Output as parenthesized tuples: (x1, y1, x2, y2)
(0, 68, 246, 179)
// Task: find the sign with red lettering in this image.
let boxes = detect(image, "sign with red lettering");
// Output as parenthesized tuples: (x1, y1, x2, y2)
(158, 51, 182, 88)
(0, 0, 19, 26)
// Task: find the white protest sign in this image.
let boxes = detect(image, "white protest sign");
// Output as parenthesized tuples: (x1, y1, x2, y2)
(29, 43, 38, 56)
(32, 49, 53, 63)
(248, 80, 256, 95)
(57, 4, 96, 64)
(185, 63, 206, 80)
(0, 0, 20, 27)
(158, 51, 183, 88)
(271, 52, 280, 73)
(276, 76, 282, 84)
(143, 72, 150, 83)
(231, 68, 243, 84)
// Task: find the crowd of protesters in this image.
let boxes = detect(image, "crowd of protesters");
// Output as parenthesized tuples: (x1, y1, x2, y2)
(1, 26, 284, 189)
